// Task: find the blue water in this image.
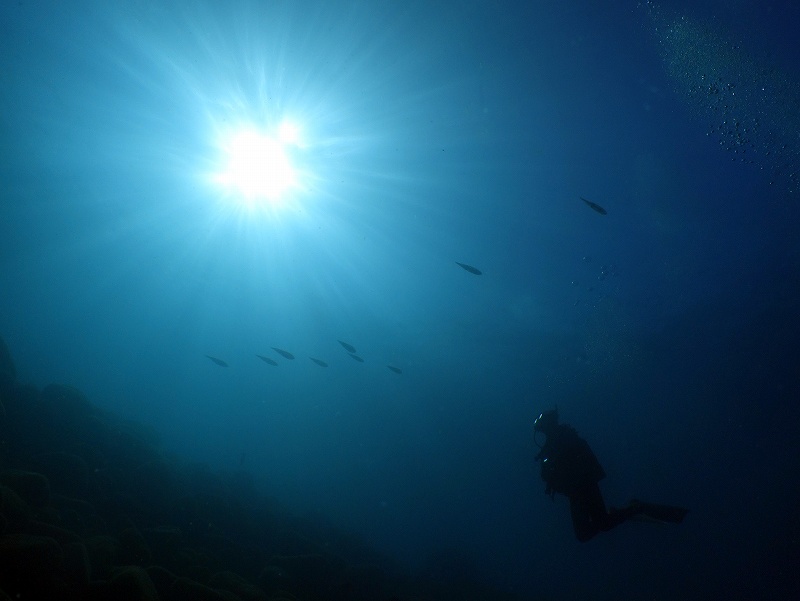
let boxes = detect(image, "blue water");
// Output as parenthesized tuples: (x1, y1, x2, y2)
(2, 1, 799, 599)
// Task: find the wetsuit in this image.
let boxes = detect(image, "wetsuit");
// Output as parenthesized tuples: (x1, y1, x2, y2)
(535, 423, 637, 541)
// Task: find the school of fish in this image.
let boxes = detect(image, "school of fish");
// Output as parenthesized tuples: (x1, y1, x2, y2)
(205, 195, 605, 378)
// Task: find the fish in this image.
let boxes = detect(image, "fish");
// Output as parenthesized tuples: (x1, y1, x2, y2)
(580, 197, 607, 215)
(387, 365, 402, 375)
(456, 261, 482, 275)
(338, 340, 357, 354)
(205, 355, 228, 367)
(310, 357, 328, 367)
(256, 354, 278, 366)
(348, 353, 364, 363)
(272, 347, 295, 360)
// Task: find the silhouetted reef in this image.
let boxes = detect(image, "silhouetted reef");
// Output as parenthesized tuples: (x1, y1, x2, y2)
(0, 336, 524, 601)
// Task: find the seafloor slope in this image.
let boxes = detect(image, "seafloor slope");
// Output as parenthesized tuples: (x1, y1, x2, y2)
(0, 335, 520, 601)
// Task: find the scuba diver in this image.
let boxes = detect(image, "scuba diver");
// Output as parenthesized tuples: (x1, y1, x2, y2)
(533, 408, 688, 542)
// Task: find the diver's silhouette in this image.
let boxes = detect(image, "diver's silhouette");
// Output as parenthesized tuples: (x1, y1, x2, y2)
(533, 409, 688, 542)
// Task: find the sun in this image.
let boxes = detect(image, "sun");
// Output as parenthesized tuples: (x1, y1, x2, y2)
(214, 123, 300, 205)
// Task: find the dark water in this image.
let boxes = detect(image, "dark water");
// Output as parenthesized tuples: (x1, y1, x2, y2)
(1, 1, 799, 599)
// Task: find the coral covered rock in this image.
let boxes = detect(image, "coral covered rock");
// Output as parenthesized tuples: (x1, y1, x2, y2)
(118, 526, 152, 565)
(27, 452, 90, 498)
(0, 533, 65, 597)
(0, 469, 50, 508)
(170, 576, 227, 601)
(208, 570, 267, 601)
(0, 336, 14, 398)
(61, 541, 91, 589)
(0, 484, 33, 527)
(109, 566, 160, 601)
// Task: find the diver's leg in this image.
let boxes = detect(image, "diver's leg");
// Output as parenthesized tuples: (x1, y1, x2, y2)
(569, 496, 597, 542)
(604, 505, 635, 530)
(627, 500, 689, 524)
(582, 485, 639, 533)
(569, 484, 606, 542)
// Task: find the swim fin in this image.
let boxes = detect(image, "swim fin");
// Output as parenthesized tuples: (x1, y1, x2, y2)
(628, 500, 688, 524)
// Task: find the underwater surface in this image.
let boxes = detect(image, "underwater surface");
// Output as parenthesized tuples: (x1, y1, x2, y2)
(1, 1, 799, 599)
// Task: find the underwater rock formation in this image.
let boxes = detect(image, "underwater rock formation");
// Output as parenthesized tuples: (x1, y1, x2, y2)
(0, 334, 522, 601)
